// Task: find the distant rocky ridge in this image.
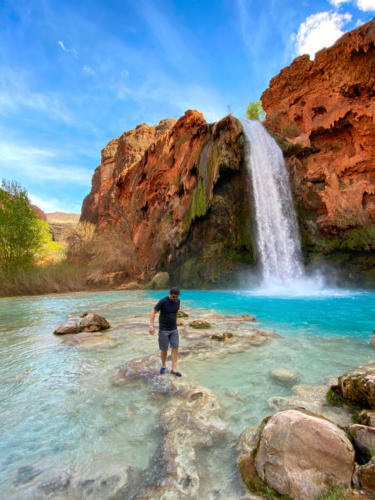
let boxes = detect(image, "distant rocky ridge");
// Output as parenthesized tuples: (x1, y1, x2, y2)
(81, 18, 375, 287)
(46, 212, 80, 244)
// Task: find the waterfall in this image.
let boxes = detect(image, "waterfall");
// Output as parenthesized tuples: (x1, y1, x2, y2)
(240, 118, 304, 286)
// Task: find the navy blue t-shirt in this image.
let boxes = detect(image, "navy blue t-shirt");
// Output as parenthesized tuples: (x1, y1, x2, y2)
(154, 296, 180, 331)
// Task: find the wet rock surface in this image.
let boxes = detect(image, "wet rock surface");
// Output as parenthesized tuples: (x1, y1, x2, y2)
(54, 311, 111, 336)
(253, 409, 354, 499)
(330, 362, 375, 409)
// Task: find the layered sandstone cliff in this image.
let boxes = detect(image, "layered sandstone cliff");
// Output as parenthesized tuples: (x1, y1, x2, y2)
(262, 18, 375, 283)
(81, 111, 253, 286)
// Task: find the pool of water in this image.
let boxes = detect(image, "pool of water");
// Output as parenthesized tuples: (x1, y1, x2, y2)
(0, 289, 374, 498)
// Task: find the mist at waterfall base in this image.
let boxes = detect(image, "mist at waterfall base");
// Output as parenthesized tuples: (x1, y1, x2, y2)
(239, 118, 331, 297)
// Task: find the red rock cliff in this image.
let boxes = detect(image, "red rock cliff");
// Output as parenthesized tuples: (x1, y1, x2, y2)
(261, 17, 375, 283)
(81, 111, 253, 285)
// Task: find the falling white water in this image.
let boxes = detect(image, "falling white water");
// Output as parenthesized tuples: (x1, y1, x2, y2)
(240, 118, 305, 286)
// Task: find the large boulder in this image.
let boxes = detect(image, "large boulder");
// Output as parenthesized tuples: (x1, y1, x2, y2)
(54, 312, 110, 335)
(79, 312, 110, 332)
(330, 363, 375, 409)
(254, 409, 355, 499)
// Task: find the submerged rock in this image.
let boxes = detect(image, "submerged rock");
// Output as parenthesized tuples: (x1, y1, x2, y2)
(177, 309, 189, 318)
(254, 409, 354, 499)
(14, 465, 42, 486)
(210, 332, 233, 341)
(268, 381, 353, 427)
(61, 331, 116, 348)
(189, 320, 211, 329)
(270, 368, 299, 385)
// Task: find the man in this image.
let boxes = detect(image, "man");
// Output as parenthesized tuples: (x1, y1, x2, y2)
(149, 287, 182, 377)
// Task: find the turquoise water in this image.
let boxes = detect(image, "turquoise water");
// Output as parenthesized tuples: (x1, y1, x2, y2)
(147, 288, 375, 340)
(0, 289, 374, 498)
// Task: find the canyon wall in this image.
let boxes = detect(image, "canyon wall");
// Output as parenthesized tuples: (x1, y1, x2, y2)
(81, 111, 253, 286)
(81, 18, 375, 287)
(262, 18, 375, 284)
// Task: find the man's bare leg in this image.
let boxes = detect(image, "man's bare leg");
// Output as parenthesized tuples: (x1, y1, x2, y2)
(171, 347, 178, 372)
(160, 350, 168, 368)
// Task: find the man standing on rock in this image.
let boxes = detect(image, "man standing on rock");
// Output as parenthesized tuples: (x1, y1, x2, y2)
(149, 287, 182, 377)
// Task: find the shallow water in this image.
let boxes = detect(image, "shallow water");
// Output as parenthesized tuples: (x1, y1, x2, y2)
(0, 289, 374, 498)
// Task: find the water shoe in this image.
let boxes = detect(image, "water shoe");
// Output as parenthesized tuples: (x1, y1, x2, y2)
(171, 370, 182, 377)
(160, 367, 166, 374)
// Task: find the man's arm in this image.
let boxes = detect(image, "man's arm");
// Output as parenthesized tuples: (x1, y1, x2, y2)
(149, 309, 158, 335)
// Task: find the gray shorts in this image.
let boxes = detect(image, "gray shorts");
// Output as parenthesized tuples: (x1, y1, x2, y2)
(158, 328, 179, 351)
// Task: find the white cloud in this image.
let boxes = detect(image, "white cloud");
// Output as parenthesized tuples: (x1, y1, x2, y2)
(0, 141, 92, 185)
(329, 0, 375, 11)
(29, 193, 81, 213)
(293, 11, 352, 59)
(356, 0, 375, 10)
(328, 0, 351, 6)
(58, 40, 77, 57)
(82, 64, 95, 75)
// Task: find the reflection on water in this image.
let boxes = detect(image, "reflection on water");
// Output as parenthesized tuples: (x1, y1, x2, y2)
(0, 289, 374, 497)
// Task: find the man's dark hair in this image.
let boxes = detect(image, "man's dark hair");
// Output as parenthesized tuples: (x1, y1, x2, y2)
(169, 287, 180, 295)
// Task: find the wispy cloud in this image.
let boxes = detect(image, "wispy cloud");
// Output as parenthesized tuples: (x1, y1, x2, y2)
(0, 66, 74, 123)
(292, 11, 352, 58)
(0, 141, 92, 185)
(82, 64, 95, 75)
(29, 192, 81, 213)
(58, 40, 77, 57)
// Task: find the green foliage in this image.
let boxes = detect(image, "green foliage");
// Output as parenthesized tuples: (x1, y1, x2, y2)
(246, 101, 265, 121)
(315, 486, 346, 500)
(0, 180, 48, 270)
(326, 388, 345, 407)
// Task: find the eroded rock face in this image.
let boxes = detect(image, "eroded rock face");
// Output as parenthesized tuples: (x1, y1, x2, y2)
(81, 111, 253, 287)
(262, 18, 375, 283)
(254, 409, 355, 499)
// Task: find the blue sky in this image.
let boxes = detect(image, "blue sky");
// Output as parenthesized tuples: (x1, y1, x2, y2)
(0, 0, 374, 213)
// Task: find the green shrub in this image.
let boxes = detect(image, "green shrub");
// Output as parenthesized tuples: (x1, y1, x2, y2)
(280, 121, 300, 138)
(246, 101, 265, 121)
(0, 180, 49, 270)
